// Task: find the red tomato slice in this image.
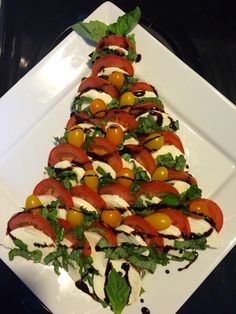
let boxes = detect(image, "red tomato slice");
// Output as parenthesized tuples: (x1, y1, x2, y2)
(161, 131, 185, 154)
(90, 221, 117, 245)
(58, 218, 73, 230)
(33, 178, 74, 209)
(158, 208, 191, 237)
(143, 234, 164, 248)
(99, 183, 135, 206)
(92, 55, 134, 77)
(71, 184, 106, 210)
(7, 212, 56, 241)
(124, 144, 156, 175)
(188, 198, 223, 232)
(131, 82, 157, 93)
(104, 110, 138, 131)
(87, 136, 117, 155)
(83, 239, 92, 256)
(96, 35, 136, 54)
(65, 112, 106, 131)
(86, 137, 123, 172)
(123, 215, 158, 236)
(167, 169, 197, 185)
(130, 102, 164, 117)
(78, 76, 119, 99)
(136, 181, 179, 197)
(48, 143, 93, 171)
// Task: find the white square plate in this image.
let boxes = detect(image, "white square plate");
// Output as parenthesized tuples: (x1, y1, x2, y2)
(0, 2, 236, 314)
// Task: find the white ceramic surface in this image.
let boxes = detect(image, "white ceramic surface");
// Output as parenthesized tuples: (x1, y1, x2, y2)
(0, 2, 236, 314)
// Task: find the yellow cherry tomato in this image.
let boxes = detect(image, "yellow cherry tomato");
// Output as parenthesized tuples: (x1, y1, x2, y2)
(83, 169, 99, 191)
(152, 166, 168, 181)
(101, 209, 122, 228)
(116, 167, 134, 187)
(68, 125, 84, 147)
(120, 91, 135, 108)
(108, 71, 125, 89)
(106, 124, 124, 146)
(189, 201, 209, 219)
(25, 195, 42, 210)
(67, 207, 83, 226)
(143, 132, 164, 151)
(89, 98, 107, 117)
(144, 212, 172, 231)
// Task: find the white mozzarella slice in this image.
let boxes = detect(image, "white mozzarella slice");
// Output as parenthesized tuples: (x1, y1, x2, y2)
(79, 89, 112, 104)
(188, 217, 219, 248)
(72, 167, 85, 183)
(115, 224, 134, 234)
(161, 225, 182, 248)
(54, 160, 72, 169)
(60, 237, 73, 248)
(84, 232, 108, 276)
(3, 226, 56, 260)
(117, 232, 147, 248)
(110, 259, 142, 305)
(98, 67, 129, 76)
(115, 224, 148, 255)
(139, 195, 161, 206)
(135, 91, 157, 98)
(93, 160, 116, 178)
(77, 123, 94, 130)
(122, 158, 151, 179)
(105, 121, 127, 131)
(107, 45, 128, 55)
(101, 194, 129, 208)
(72, 197, 97, 212)
(123, 137, 139, 145)
(57, 208, 67, 220)
(159, 225, 181, 237)
(152, 144, 184, 160)
(167, 180, 190, 194)
(37, 195, 57, 207)
(93, 274, 106, 301)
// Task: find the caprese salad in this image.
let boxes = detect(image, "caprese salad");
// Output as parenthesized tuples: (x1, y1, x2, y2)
(3, 7, 223, 314)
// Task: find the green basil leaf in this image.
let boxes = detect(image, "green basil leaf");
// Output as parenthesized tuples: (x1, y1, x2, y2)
(160, 193, 180, 206)
(180, 184, 202, 201)
(174, 237, 207, 250)
(105, 268, 131, 314)
(108, 6, 141, 36)
(72, 20, 108, 42)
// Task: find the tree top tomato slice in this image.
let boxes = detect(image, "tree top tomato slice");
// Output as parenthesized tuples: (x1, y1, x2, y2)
(92, 55, 134, 77)
(136, 181, 179, 197)
(71, 184, 106, 210)
(123, 215, 158, 236)
(7, 212, 56, 241)
(99, 183, 135, 206)
(158, 208, 191, 237)
(167, 169, 197, 185)
(33, 178, 74, 209)
(124, 144, 156, 175)
(161, 131, 185, 154)
(104, 110, 138, 131)
(90, 221, 117, 245)
(78, 76, 119, 99)
(96, 35, 136, 54)
(188, 198, 223, 232)
(131, 81, 157, 93)
(48, 143, 93, 171)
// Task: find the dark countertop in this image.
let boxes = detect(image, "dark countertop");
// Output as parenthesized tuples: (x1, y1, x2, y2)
(0, 1, 235, 313)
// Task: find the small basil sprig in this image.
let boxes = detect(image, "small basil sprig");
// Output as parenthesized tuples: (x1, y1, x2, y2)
(72, 7, 141, 43)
